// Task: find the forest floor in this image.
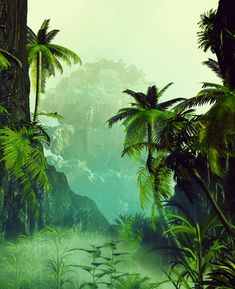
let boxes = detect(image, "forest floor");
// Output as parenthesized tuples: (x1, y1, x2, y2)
(0, 228, 172, 289)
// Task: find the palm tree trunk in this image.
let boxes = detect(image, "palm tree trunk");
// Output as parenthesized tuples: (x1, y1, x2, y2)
(193, 170, 235, 236)
(33, 51, 42, 122)
(147, 123, 154, 174)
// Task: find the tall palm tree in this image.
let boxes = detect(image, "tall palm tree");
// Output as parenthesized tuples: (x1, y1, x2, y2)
(174, 82, 235, 177)
(107, 83, 185, 174)
(27, 19, 81, 122)
(150, 109, 235, 236)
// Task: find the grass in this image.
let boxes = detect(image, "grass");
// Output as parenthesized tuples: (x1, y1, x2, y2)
(0, 227, 169, 289)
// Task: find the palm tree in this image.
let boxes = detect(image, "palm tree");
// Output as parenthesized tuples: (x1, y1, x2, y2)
(198, 9, 219, 55)
(107, 83, 185, 174)
(174, 82, 235, 176)
(27, 19, 81, 122)
(149, 110, 235, 236)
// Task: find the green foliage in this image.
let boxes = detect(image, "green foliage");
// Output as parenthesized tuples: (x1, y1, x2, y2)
(202, 58, 223, 80)
(108, 84, 184, 219)
(113, 275, 157, 289)
(2, 239, 27, 289)
(27, 19, 81, 121)
(70, 244, 107, 288)
(207, 255, 235, 288)
(163, 213, 225, 289)
(0, 48, 22, 71)
(114, 214, 144, 251)
(70, 240, 131, 288)
(45, 227, 72, 289)
(0, 123, 50, 210)
(197, 9, 218, 54)
(174, 82, 235, 177)
(108, 84, 183, 150)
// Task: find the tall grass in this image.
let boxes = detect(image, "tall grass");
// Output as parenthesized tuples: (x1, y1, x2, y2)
(0, 227, 164, 289)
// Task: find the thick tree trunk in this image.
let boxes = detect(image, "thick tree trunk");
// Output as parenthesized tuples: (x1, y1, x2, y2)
(0, 0, 30, 120)
(217, 0, 235, 90)
(216, 0, 235, 219)
(0, 0, 30, 237)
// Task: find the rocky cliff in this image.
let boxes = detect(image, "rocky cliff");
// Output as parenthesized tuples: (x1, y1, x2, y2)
(43, 165, 110, 232)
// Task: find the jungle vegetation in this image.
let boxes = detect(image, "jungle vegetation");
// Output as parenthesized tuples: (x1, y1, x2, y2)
(0, 0, 235, 288)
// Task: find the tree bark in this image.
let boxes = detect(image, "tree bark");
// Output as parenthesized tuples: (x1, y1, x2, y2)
(147, 123, 154, 174)
(215, 0, 235, 219)
(0, 0, 30, 120)
(0, 0, 30, 237)
(33, 51, 42, 122)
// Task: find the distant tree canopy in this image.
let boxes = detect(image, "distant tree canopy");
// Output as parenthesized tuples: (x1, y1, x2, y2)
(41, 60, 151, 220)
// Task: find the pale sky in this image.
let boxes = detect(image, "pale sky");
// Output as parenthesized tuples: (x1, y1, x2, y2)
(28, 0, 219, 100)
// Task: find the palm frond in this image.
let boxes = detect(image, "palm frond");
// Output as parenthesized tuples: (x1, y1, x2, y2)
(37, 19, 51, 44)
(146, 85, 158, 106)
(158, 82, 174, 98)
(27, 26, 37, 44)
(137, 166, 155, 209)
(197, 9, 218, 53)
(158, 98, 186, 111)
(40, 19, 50, 31)
(124, 109, 169, 145)
(46, 29, 60, 43)
(153, 157, 174, 203)
(47, 44, 82, 65)
(174, 90, 223, 113)
(122, 142, 152, 157)
(201, 82, 225, 89)
(202, 58, 223, 79)
(107, 107, 140, 128)
(123, 89, 147, 108)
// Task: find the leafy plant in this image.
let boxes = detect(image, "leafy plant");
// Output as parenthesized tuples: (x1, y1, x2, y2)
(100, 241, 129, 287)
(70, 245, 106, 289)
(206, 255, 235, 288)
(163, 213, 225, 289)
(70, 240, 130, 289)
(0, 123, 50, 211)
(46, 227, 72, 289)
(2, 238, 27, 289)
(113, 274, 157, 289)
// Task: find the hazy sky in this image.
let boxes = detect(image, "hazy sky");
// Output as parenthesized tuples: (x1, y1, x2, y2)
(28, 0, 219, 100)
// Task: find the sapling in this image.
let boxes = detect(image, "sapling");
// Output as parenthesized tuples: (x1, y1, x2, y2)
(45, 227, 72, 289)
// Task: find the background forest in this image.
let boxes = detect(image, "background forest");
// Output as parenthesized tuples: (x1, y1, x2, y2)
(0, 0, 235, 289)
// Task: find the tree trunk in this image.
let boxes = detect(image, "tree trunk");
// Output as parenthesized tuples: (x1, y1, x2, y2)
(193, 170, 235, 237)
(0, 0, 30, 237)
(216, 0, 235, 220)
(33, 50, 42, 122)
(147, 123, 154, 174)
(0, 0, 30, 120)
